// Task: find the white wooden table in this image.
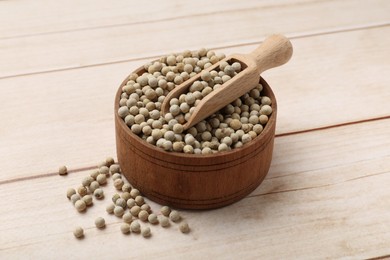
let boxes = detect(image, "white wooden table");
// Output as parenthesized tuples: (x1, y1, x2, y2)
(0, 1, 389, 259)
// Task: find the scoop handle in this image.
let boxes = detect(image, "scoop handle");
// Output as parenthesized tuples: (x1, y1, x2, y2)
(250, 34, 293, 74)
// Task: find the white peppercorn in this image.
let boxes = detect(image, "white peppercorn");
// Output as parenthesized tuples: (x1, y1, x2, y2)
(90, 169, 99, 180)
(164, 130, 175, 141)
(59, 166, 67, 176)
(121, 223, 131, 234)
(241, 117, 249, 124)
(123, 212, 134, 223)
(94, 188, 104, 199)
(201, 71, 211, 81)
(121, 192, 132, 201)
(248, 131, 257, 139)
(109, 164, 121, 174)
(130, 205, 141, 217)
(253, 124, 263, 135)
(66, 188, 76, 199)
(98, 166, 109, 176)
(137, 76, 148, 86)
(259, 115, 268, 124)
(130, 189, 140, 198)
(70, 194, 81, 205)
(242, 134, 252, 144)
(179, 222, 190, 234)
(173, 141, 185, 152)
(75, 200, 86, 212)
(95, 217, 105, 229)
(112, 193, 120, 203)
(260, 105, 272, 116)
(232, 62, 242, 72)
(140, 204, 151, 212)
(169, 210, 181, 222)
(112, 173, 121, 181)
(261, 96, 272, 105)
(159, 216, 170, 227)
(148, 213, 158, 224)
(138, 210, 149, 222)
(96, 174, 107, 185)
(106, 203, 115, 214)
(234, 141, 243, 148)
(118, 106, 129, 118)
(160, 206, 171, 217)
(174, 75, 183, 85)
(184, 135, 195, 146)
(82, 195, 93, 206)
(198, 47, 207, 56)
(122, 184, 132, 193)
(81, 176, 94, 187)
(127, 198, 136, 208)
(114, 206, 125, 217)
(201, 147, 212, 154)
(135, 195, 144, 206)
(221, 136, 233, 146)
(116, 198, 127, 209)
(130, 221, 141, 233)
(77, 186, 88, 197)
(141, 226, 151, 238)
(105, 157, 115, 167)
(222, 75, 231, 83)
(236, 130, 245, 138)
(73, 227, 84, 238)
(162, 140, 173, 151)
(242, 123, 251, 133)
(166, 55, 176, 66)
(224, 65, 235, 76)
(173, 123, 184, 134)
(218, 143, 229, 152)
(114, 178, 124, 190)
(219, 61, 229, 71)
(249, 115, 259, 124)
(183, 64, 193, 73)
(131, 124, 142, 134)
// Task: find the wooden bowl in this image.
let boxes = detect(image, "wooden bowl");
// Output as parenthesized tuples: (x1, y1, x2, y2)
(115, 67, 277, 210)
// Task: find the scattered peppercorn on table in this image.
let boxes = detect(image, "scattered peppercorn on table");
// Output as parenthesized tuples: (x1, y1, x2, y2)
(0, 1, 390, 259)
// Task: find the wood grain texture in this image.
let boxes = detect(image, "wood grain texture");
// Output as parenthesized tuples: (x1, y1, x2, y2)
(0, 119, 389, 259)
(0, 0, 389, 258)
(0, 0, 389, 78)
(0, 27, 389, 182)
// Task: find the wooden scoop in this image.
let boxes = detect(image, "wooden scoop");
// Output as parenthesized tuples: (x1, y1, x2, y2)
(161, 34, 293, 130)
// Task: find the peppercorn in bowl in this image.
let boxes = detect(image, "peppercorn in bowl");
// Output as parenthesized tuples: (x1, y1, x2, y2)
(115, 49, 277, 209)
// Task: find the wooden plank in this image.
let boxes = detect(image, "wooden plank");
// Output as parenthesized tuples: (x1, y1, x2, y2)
(0, 120, 389, 259)
(0, 27, 389, 182)
(0, 0, 389, 78)
(0, 0, 266, 39)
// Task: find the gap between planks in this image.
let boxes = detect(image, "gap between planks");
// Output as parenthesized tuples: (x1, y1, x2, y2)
(276, 115, 390, 137)
(253, 168, 389, 197)
(366, 255, 390, 260)
(1, 115, 388, 186)
(0, 22, 388, 81)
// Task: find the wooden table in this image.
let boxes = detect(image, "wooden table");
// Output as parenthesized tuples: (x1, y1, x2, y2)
(1, 1, 389, 259)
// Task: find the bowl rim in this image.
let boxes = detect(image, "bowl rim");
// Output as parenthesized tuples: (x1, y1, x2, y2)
(115, 65, 277, 161)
